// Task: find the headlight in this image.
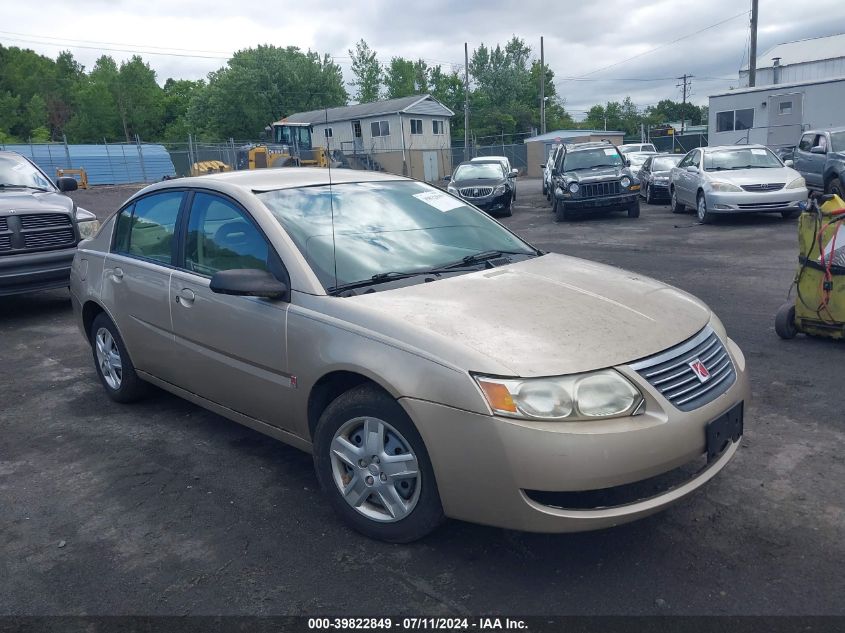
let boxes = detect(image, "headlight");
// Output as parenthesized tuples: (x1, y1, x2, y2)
(447, 185, 460, 196)
(653, 176, 668, 183)
(77, 218, 100, 239)
(474, 370, 644, 421)
(709, 181, 743, 192)
(786, 176, 806, 190)
(620, 176, 631, 188)
(568, 182, 579, 194)
(494, 184, 507, 195)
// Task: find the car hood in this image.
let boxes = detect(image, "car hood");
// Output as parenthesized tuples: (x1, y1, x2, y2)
(705, 166, 801, 185)
(452, 177, 506, 188)
(564, 166, 628, 182)
(347, 253, 711, 377)
(0, 189, 74, 216)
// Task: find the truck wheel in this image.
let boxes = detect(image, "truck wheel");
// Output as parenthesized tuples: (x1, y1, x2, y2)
(826, 177, 843, 198)
(671, 188, 685, 214)
(554, 199, 569, 222)
(628, 200, 641, 218)
(775, 303, 798, 339)
(696, 192, 714, 224)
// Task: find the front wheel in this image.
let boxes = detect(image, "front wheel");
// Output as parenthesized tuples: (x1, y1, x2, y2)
(825, 177, 843, 198)
(645, 184, 654, 204)
(671, 188, 685, 214)
(554, 199, 569, 222)
(775, 302, 798, 339)
(697, 192, 714, 224)
(628, 200, 640, 218)
(313, 385, 444, 543)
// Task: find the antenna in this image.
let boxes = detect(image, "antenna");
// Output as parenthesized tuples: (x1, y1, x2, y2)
(325, 106, 338, 292)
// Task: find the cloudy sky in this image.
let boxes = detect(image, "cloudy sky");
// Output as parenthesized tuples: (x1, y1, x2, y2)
(4, 0, 843, 118)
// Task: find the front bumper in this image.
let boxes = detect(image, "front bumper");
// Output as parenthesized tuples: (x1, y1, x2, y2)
(559, 192, 639, 212)
(401, 337, 749, 533)
(646, 182, 671, 198)
(707, 187, 807, 213)
(0, 247, 76, 296)
(464, 192, 512, 214)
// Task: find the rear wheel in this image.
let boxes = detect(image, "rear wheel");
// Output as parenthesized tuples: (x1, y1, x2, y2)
(696, 192, 714, 224)
(775, 302, 798, 339)
(554, 199, 569, 222)
(671, 188, 685, 214)
(781, 209, 800, 219)
(313, 385, 444, 543)
(90, 313, 148, 403)
(825, 177, 843, 198)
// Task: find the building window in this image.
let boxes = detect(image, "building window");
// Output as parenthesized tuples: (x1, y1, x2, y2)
(778, 101, 793, 115)
(432, 120, 444, 135)
(324, 128, 333, 138)
(370, 120, 390, 137)
(716, 109, 754, 133)
(410, 119, 423, 135)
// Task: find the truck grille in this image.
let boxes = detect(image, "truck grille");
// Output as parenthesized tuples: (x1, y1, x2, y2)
(459, 186, 494, 198)
(0, 217, 8, 232)
(20, 213, 73, 229)
(580, 181, 621, 198)
(0, 235, 11, 251)
(0, 212, 77, 255)
(629, 327, 736, 412)
(741, 183, 784, 192)
(24, 228, 76, 249)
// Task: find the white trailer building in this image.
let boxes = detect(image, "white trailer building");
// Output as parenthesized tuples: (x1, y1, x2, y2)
(707, 76, 845, 149)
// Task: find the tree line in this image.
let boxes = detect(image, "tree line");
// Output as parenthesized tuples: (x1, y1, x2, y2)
(0, 40, 707, 146)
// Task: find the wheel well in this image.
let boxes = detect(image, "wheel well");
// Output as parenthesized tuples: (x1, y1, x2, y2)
(306, 371, 382, 440)
(81, 301, 106, 343)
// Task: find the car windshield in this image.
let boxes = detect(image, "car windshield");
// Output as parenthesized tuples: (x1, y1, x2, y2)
(628, 153, 654, 167)
(563, 148, 624, 171)
(652, 156, 683, 171)
(618, 146, 638, 154)
(0, 154, 55, 190)
(703, 148, 782, 170)
(257, 181, 535, 291)
(830, 131, 845, 153)
(454, 163, 503, 180)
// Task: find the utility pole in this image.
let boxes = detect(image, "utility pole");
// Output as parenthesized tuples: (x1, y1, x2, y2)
(464, 42, 470, 160)
(677, 74, 692, 134)
(749, 0, 759, 87)
(540, 36, 546, 135)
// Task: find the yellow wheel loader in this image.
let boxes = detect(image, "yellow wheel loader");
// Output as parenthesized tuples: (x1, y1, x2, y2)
(238, 121, 329, 170)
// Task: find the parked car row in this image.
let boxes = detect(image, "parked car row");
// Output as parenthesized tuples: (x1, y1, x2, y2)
(445, 156, 518, 217)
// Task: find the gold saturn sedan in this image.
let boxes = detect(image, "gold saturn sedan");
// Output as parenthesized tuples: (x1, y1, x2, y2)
(70, 169, 748, 542)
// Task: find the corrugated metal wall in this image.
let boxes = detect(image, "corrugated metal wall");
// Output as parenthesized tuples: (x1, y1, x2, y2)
(0, 143, 176, 185)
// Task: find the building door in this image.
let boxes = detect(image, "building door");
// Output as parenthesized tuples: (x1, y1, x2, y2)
(767, 93, 803, 148)
(351, 120, 363, 152)
(423, 151, 438, 181)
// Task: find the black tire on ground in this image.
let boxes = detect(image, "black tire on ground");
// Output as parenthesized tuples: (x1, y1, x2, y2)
(696, 192, 714, 224)
(554, 199, 569, 222)
(671, 188, 685, 214)
(541, 182, 547, 196)
(825, 177, 844, 198)
(89, 312, 148, 403)
(645, 184, 654, 204)
(628, 200, 641, 218)
(312, 384, 445, 543)
(775, 302, 799, 339)
(500, 201, 513, 218)
(781, 209, 800, 219)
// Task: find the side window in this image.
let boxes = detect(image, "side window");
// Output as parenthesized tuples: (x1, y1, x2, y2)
(678, 152, 693, 168)
(641, 158, 651, 174)
(690, 150, 701, 167)
(798, 133, 814, 152)
(816, 135, 828, 152)
(115, 191, 183, 264)
(185, 192, 270, 276)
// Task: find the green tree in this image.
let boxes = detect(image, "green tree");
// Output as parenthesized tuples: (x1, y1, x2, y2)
(116, 56, 164, 141)
(64, 56, 122, 142)
(384, 57, 416, 99)
(348, 39, 381, 103)
(0, 91, 21, 142)
(161, 78, 205, 141)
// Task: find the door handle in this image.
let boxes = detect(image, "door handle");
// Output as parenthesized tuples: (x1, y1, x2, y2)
(111, 267, 124, 280)
(175, 288, 195, 306)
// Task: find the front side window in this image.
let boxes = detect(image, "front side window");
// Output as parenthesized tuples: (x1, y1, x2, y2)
(371, 120, 390, 137)
(678, 151, 694, 168)
(185, 193, 269, 276)
(257, 181, 534, 291)
(798, 133, 815, 151)
(114, 191, 184, 264)
(410, 119, 423, 135)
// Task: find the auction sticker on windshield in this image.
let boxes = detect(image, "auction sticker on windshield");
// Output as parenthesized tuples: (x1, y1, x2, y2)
(414, 190, 465, 212)
(604, 148, 616, 155)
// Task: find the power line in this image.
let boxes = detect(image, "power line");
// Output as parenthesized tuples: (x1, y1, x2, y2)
(0, 35, 230, 59)
(0, 30, 232, 55)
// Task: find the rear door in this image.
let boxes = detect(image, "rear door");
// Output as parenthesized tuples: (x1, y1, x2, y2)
(103, 190, 186, 382)
(168, 190, 295, 428)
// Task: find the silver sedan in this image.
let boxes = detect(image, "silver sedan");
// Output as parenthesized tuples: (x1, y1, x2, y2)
(670, 145, 808, 223)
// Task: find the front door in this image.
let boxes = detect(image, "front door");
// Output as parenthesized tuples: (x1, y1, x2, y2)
(767, 93, 802, 148)
(423, 151, 438, 181)
(351, 120, 363, 153)
(168, 191, 295, 428)
(103, 190, 186, 383)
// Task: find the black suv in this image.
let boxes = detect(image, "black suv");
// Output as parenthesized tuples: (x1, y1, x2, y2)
(550, 142, 640, 221)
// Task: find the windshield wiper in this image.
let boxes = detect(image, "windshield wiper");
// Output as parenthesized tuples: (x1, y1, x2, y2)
(444, 249, 537, 269)
(328, 267, 482, 295)
(0, 184, 51, 192)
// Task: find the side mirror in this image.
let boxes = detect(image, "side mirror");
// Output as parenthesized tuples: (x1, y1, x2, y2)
(625, 158, 632, 167)
(686, 165, 699, 173)
(540, 163, 545, 168)
(784, 159, 794, 168)
(443, 175, 451, 181)
(510, 169, 518, 177)
(810, 146, 826, 154)
(57, 176, 78, 192)
(209, 269, 288, 300)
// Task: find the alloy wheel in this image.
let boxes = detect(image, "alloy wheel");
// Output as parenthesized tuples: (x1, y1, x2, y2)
(95, 327, 123, 390)
(697, 195, 707, 221)
(329, 416, 421, 523)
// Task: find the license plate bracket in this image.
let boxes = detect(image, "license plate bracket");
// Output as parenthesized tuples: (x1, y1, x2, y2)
(706, 402, 744, 463)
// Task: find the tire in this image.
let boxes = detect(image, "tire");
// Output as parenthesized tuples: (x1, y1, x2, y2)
(671, 188, 685, 214)
(500, 201, 513, 218)
(645, 184, 654, 204)
(90, 313, 148, 403)
(554, 199, 569, 222)
(781, 209, 800, 219)
(696, 192, 714, 224)
(313, 384, 444, 543)
(541, 181, 547, 196)
(627, 200, 641, 218)
(775, 302, 798, 339)
(825, 177, 843, 198)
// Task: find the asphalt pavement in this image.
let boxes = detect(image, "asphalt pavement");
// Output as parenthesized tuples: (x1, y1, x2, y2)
(1, 178, 843, 616)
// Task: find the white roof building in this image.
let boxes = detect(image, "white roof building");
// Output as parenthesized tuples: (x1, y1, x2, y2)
(739, 33, 845, 87)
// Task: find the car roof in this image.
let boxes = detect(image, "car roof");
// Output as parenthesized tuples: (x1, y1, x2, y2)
(702, 144, 769, 153)
(804, 126, 845, 134)
(155, 167, 408, 192)
(471, 156, 508, 162)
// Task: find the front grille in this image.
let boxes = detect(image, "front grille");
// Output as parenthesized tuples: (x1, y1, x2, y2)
(19, 213, 72, 229)
(0, 217, 8, 232)
(459, 186, 494, 198)
(0, 235, 11, 251)
(741, 183, 784, 192)
(737, 201, 790, 209)
(24, 228, 76, 249)
(580, 181, 621, 198)
(630, 327, 736, 412)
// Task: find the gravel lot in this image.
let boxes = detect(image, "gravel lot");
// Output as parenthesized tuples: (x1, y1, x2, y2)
(2, 178, 843, 616)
